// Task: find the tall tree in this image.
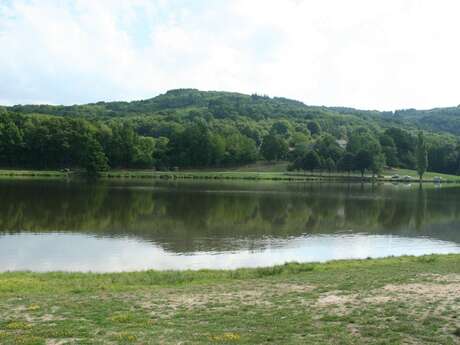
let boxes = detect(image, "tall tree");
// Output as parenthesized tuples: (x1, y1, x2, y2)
(416, 131, 428, 180)
(301, 150, 321, 172)
(325, 157, 336, 174)
(354, 150, 373, 177)
(384, 127, 416, 169)
(132, 136, 155, 168)
(379, 134, 399, 167)
(370, 152, 386, 178)
(338, 152, 355, 175)
(80, 135, 109, 175)
(260, 134, 288, 161)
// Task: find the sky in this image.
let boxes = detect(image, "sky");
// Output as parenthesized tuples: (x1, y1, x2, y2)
(1, 0, 459, 110)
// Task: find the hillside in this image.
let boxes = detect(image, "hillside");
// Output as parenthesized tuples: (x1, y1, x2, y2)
(6, 89, 460, 135)
(0, 89, 459, 175)
(6, 89, 373, 131)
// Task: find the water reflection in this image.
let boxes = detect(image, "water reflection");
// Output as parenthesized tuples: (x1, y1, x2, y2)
(0, 233, 458, 272)
(0, 179, 459, 271)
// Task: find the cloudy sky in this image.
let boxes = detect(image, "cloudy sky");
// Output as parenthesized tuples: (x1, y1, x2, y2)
(1, 0, 459, 110)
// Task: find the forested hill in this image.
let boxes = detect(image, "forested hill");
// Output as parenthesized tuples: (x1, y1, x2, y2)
(6, 88, 460, 135)
(1, 88, 460, 175)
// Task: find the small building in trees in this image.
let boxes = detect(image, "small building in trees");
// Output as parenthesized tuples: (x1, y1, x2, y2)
(336, 139, 348, 149)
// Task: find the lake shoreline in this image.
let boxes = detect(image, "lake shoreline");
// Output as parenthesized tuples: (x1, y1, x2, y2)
(1, 168, 459, 183)
(1, 254, 459, 344)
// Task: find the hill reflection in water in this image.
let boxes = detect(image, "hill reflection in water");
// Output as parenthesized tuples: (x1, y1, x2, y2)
(0, 179, 459, 271)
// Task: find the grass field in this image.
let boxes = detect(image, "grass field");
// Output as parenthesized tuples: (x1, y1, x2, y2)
(384, 168, 459, 180)
(0, 255, 459, 344)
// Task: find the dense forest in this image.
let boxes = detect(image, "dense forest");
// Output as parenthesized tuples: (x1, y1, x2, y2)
(1, 88, 460, 175)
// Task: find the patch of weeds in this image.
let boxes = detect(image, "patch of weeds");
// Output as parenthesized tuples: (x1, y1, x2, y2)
(5, 321, 32, 330)
(114, 332, 138, 342)
(209, 332, 241, 342)
(27, 304, 40, 311)
(254, 266, 284, 277)
(453, 328, 460, 337)
(417, 256, 437, 264)
(109, 313, 133, 323)
(283, 262, 315, 274)
(35, 327, 75, 338)
(12, 335, 44, 345)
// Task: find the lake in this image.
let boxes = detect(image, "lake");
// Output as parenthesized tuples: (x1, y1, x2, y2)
(0, 179, 459, 272)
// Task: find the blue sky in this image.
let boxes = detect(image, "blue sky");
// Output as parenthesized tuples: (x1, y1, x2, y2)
(1, 0, 460, 110)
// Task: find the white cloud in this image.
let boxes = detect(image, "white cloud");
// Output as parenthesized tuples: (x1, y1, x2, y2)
(0, 0, 459, 110)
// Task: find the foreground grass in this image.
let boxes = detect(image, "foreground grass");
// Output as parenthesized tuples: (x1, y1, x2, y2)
(0, 255, 459, 344)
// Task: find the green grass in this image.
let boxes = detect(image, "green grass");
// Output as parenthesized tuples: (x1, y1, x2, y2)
(0, 169, 65, 178)
(103, 169, 296, 180)
(101, 167, 460, 183)
(0, 254, 459, 344)
(1, 163, 460, 183)
(384, 168, 459, 180)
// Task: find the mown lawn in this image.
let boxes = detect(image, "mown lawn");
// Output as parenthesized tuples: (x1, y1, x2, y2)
(384, 168, 459, 180)
(0, 255, 459, 344)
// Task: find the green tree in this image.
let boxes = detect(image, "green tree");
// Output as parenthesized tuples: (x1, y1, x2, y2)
(108, 123, 138, 167)
(347, 128, 381, 156)
(223, 133, 258, 165)
(210, 134, 226, 165)
(80, 135, 109, 175)
(307, 121, 321, 136)
(133, 136, 155, 168)
(370, 152, 386, 178)
(0, 116, 23, 166)
(153, 137, 169, 170)
(354, 150, 373, 177)
(314, 134, 344, 163)
(384, 127, 416, 169)
(338, 152, 355, 175)
(380, 134, 399, 167)
(325, 157, 336, 174)
(301, 150, 321, 172)
(260, 134, 288, 161)
(270, 120, 292, 138)
(169, 120, 219, 167)
(416, 131, 428, 180)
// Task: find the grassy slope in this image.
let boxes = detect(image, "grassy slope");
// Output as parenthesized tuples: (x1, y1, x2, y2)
(386, 168, 458, 180)
(0, 255, 459, 344)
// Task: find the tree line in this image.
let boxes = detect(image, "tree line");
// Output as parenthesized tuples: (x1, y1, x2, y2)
(1, 90, 460, 176)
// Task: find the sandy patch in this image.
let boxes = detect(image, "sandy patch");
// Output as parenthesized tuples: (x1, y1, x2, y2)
(383, 282, 460, 301)
(138, 282, 315, 312)
(316, 292, 355, 306)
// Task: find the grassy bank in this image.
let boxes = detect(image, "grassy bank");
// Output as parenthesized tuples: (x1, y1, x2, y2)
(88, 168, 460, 183)
(1, 164, 460, 183)
(0, 169, 65, 178)
(0, 255, 459, 344)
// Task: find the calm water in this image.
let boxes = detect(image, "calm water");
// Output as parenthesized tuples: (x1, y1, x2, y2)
(0, 179, 459, 272)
